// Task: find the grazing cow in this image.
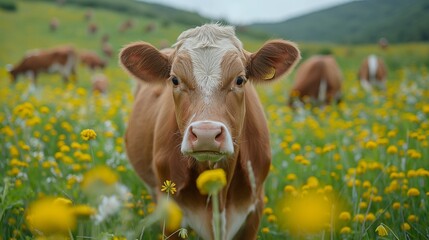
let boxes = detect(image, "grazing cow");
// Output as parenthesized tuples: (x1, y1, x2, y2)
(101, 33, 109, 44)
(358, 54, 387, 92)
(79, 51, 106, 71)
(84, 10, 93, 21)
(8, 46, 77, 85)
(119, 19, 133, 32)
(378, 37, 389, 50)
(49, 18, 59, 32)
(120, 24, 300, 240)
(102, 42, 113, 58)
(144, 22, 156, 33)
(91, 73, 108, 94)
(289, 55, 342, 108)
(88, 23, 98, 35)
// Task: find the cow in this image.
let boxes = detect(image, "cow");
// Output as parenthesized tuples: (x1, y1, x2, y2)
(378, 37, 389, 50)
(79, 51, 106, 71)
(119, 19, 134, 33)
(102, 42, 113, 58)
(88, 23, 98, 35)
(91, 73, 108, 94)
(84, 10, 93, 22)
(49, 17, 59, 32)
(358, 54, 387, 92)
(119, 24, 300, 240)
(288, 55, 342, 108)
(8, 46, 77, 85)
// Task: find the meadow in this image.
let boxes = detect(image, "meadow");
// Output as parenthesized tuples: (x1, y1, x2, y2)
(1, 1, 429, 240)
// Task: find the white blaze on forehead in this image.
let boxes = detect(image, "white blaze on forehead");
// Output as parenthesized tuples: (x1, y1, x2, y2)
(174, 24, 243, 104)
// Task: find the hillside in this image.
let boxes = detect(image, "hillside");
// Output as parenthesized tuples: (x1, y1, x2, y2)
(249, 0, 429, 44)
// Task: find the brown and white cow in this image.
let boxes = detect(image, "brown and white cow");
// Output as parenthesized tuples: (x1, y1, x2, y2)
(8, 46, 77, 85)
(79, 51, 106, 71)
(120, 24, 300, 240)
(289, 55, 342, 108)
(358, 54, 387, 92)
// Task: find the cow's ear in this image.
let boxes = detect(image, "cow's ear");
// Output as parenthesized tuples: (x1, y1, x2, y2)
(247, 40, 300, 82)
(119, 42, 171, 83)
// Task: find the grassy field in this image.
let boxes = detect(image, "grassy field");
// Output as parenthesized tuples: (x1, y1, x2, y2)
(1, 1, 429, 240)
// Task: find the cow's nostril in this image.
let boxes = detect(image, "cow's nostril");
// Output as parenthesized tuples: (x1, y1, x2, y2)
(215, 128, 223, 142)
(189, 126, 198, 142)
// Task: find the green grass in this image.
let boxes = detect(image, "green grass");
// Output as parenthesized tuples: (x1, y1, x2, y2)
(1, 1, 429, 240)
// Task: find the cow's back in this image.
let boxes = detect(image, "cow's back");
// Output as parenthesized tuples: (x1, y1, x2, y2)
(291, 56, 325, 99)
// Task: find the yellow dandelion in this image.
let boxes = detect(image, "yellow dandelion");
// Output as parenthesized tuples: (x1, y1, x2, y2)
(353, 214, 365, 223)
(26, 197, 76, 235)
(387, 145, 398, 154)
(340, 226, 351, 234)
(196, 169, 226, 195)
(284, 185, 296, 193)
(306, 176, 319, 188)
(392, 202, 401, 210)
(291, 143, 301, 151)
(80, 129, 97, 141)
(365, 140, 377, 149)
(401, 222, 411, 231)
(407, 188, 420, 197)
(339, 211, 351, 221)
(263, 207, 273, 215)
(81, 165, 118, 190)
(375, 224, 388, 236)
(365, 213, 375, 222)
(261, 227, 270, 233)
(408, 215, 418, 222)
(267, 214, 277, 223)
(161, 180, 177, 195)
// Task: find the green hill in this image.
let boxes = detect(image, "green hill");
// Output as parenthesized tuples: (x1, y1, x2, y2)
(249, 0, 429, 44)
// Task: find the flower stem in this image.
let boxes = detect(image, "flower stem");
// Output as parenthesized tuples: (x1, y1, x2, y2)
(162, 193, 169, 240)
(212, 193, 221, 240)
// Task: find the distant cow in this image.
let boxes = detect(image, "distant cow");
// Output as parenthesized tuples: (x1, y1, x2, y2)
(119, 19, 133, 32)
(358, 54, 387, 92)
(84, 10, 93, 22)
(378, 38, 389, 50)
(91, 73, 108, 94)
(79, 51, 106, 70)
(8, 46, 77, 85)
(49, 18, 59, 32)
(88, 23, 98, 35)
(144, 22, 156, 33)
(101, 42, 113, 58)
(120, 24, 300, 240)
(289, 55, 342, 107)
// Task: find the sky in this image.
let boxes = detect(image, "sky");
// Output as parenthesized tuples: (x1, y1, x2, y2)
(142, 0, 355, 25)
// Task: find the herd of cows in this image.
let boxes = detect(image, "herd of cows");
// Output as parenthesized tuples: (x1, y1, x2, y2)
(6, 23, 388, 239)
(7, 45, 109, 93)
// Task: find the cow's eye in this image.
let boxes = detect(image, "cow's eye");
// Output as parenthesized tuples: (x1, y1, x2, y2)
(236, 76, 246, 86)
(171, 76, 179, 86)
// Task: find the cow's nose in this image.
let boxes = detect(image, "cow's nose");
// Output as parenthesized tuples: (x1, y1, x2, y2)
(181, 121, 234, 161)
(189, 122, 224, 151)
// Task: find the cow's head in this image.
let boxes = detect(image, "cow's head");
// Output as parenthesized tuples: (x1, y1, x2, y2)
(120, 24, 300, 162)
(6, 64, 17, 83)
